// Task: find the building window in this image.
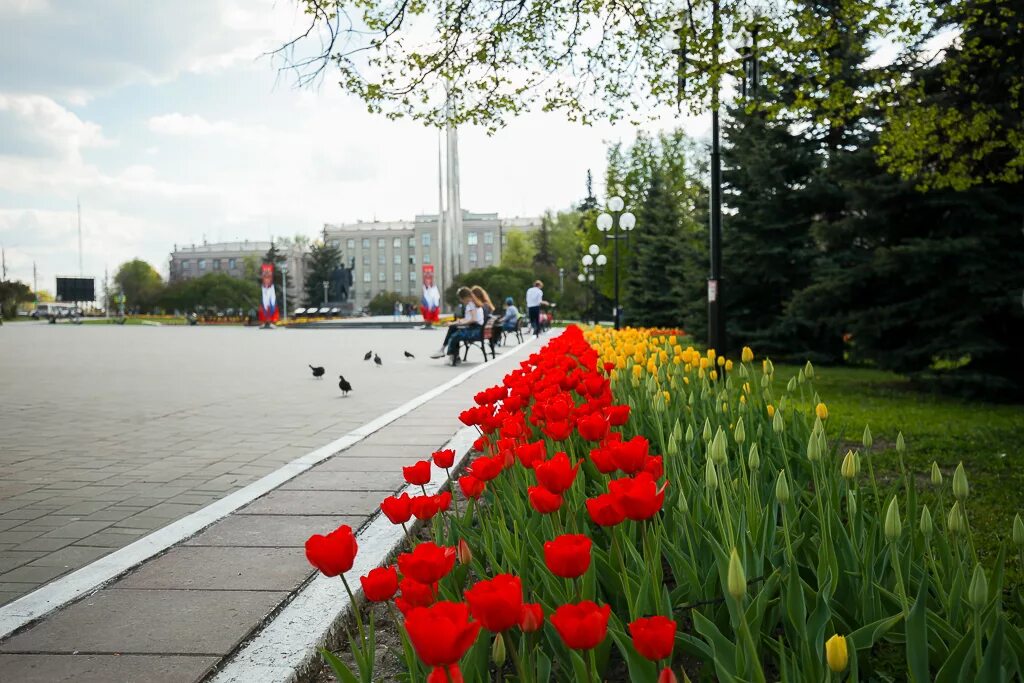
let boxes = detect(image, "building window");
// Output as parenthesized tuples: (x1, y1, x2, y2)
(501, 235, 508, 246)
(347, 239, 355, 250)
(484, 231, 494, 244)
(410, 271, 416, 281)
(424, 252, 431, 264)
(467, 231, 478, 246)
(422, 233, 431, 247)
(408, 236, 415, 248)
(378, 271, 386, 282)
(394, 270, 402, 281)
(228, 258, 236, 270)
(469, 252, 478, 263)
(331, 240, 340, 248)
(377, 238, 385, 249)
(213, 259, 221, 270)
(362, 238, 370, 249)
(182, 260, 191, 270)
(378, 253, 385, 265)
(363, 272, 371, 283)
(394, 253, 401, 265)
(408, 254, 416, 265)
(393, 237, 401, 248)
(198, 259, 206, 270)
(361, 254, 369, 266)
(484, 250, 493, 262)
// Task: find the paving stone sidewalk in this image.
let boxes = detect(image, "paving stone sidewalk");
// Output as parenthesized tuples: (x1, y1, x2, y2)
(0, 354, 513, 682)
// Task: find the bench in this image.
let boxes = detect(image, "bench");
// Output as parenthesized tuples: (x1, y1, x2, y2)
(460, 316, 499, 363)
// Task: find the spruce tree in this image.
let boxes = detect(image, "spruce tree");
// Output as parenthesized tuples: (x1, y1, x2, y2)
(303, 241, 342, 306)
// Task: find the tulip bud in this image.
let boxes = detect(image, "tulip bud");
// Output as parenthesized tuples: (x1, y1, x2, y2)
(657, 667, 679, 683)
(884, 496, 902, 543)
(734, 418, 745, 445)
(896, 431, 906, 453)
(705, 456, 718, 491)
(841, 450, 858, 481)
(952, 462, 969, 502)
(806, 432, 821, 463)
(825, 634, 848, 673)
(491, 632, 506, 666)
(804, 360, 815, 380)
(764, 358, 774, 376)
(738, 363, 748, 379)
(772, 410, 784, 434)
(862, 424, 873, 450)
(1014, 514, 1024, 547)
(815, 402, 829, 421)
(457, 538, 473, 565)
(718, 355, 726, 367)
(920, 505, 933, 538)
(778, 396, 787, 412)
(947, 502, 965, 535)
(688, 392, 695, 406)
(685, 424, 695, 444)
(711, 427, 728, 465)
(968, 564, 988, 611)
(742, 346, 754, 363)
(760, 374, 770, 388)
(702, 418, 712, 443)
(725, 359, 734, 372)
(678, 490, 690, 516)
(930, 462, 943, 486)
(775, 470, 791, 504)
(797, 369, 806, 385)
(727, 547, 746, 601)
(747, 443, 760, 470)
(787, 377, 798, 392)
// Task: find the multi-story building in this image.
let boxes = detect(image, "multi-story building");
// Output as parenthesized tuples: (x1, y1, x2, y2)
(167, 241, 307, 303)
(321, 212, 542, 304)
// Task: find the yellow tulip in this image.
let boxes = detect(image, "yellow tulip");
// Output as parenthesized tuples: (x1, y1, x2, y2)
(709, 370, 718, 381)
(725, 359, 733, 371)
(741, 346, 754, 363)
(699, 358, 709, 370)
(815, 402, 829, 420)
(825, 634, 848, 672)
(766, 404, 776, 418)
(707, 349, 716, 362)
(717, 356, 726, 367)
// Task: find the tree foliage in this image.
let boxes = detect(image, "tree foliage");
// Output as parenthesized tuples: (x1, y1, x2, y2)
(114, 259, 163, 312)
(159, 273, 259, 313)
(367, 290, 420, 315)
(444, 266, 535, 310)
(0, 280, 33, 319)
(500, 231, 536, 270)
(304, 240, 343, 306)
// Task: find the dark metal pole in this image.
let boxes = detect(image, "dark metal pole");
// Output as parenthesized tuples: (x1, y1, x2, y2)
(707, 0, 726, 357)
(613, 221, 621, 330)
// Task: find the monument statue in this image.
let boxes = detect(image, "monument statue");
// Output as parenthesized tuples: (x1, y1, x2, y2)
(329, 258, 355, 302)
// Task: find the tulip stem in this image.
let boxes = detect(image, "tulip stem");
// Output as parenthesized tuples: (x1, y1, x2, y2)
(888, 543, 910, 617)
(386, 602, 419, 678)
(503, 631, 530, 683)
(613, 528, 636, 620)
(587, 648, 600, 683)
(445, 467, 460, 517)
(340, 574, 367, 649)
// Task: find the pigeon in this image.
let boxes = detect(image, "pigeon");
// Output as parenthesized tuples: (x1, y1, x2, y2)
(309, 364, 325, 379)
(338, 375, 352, 395)
(374, 353, 383, 367)
(363, 350, 373, 361)
(404, 351, 415, 359)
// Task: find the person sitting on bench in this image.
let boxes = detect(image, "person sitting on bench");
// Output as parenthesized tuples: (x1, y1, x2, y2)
(431, 287, 484, 365)
(501, 297, 520, 332)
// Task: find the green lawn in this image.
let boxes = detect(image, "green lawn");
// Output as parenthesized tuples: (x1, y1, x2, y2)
(779, 363, 1024, 579)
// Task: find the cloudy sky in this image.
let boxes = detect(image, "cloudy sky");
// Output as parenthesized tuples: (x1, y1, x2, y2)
(0, 0, 703, 288)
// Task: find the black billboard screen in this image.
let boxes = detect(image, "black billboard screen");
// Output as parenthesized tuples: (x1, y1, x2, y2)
(56, 277, 95, 302)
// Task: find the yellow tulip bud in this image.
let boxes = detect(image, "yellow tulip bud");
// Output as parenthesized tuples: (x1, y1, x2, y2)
(775, 469, 791, 504)
(772, 410, 784, 434)
(862, 424, 873, 450)
(787, 377, 797, 392)
(711, 428, 728, 465)
(741, 346, 754, 363)
(734, 418, 745, 445)
(948, 502, 966, 535)
(709, 370, 718, 381)
(825, 634, 848, 673)
(896, 431, 906, 453)
(725, 359, 733, 372)
(727, 548, 746, 601)
(930, 462, 942, 486)
(804, 360, 815, 380)
(969, 564, 988, 611)
(884, 496, 902, 543)
(815, 402, 829, 421)
(766, 404, 775, 418)
(705, 456, 718, 491)
(920, 505, 933, 538)
(841, 450, 858, 481)
(491, 631, 506, 666)
(748, 443, 760, 470)
(702, 418, 712, 443)
(764, 358, 774, 375)
(952, 462, 969, 502)
(685, 424, 695, 443)
(806, 432, 821, 463)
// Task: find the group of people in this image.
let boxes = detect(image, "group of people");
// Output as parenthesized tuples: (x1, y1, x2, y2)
(430, 280, 550, 366)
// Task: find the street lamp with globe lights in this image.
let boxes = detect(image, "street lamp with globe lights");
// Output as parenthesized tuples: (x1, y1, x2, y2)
(596, 197, 635, 330)
(580, 244, 605, 325)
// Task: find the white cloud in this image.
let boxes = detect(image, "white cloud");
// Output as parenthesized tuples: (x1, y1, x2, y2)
(148, 113, 269, 141)
(0, 94, 110, 159)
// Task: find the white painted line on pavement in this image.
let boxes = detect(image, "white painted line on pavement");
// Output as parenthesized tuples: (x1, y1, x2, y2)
(0, 333, 541, 640)
(210, 425, 480, 683)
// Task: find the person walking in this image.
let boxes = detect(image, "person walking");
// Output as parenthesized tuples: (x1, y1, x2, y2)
(525, 280, 547, 336)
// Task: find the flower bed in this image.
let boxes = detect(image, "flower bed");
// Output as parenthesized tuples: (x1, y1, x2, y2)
(306, 325, 1024, 682)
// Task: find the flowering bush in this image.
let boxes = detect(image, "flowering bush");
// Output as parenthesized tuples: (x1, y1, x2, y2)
(307, 326, 1024, 681)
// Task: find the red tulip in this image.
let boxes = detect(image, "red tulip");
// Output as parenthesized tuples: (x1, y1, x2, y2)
(427, 664, 465, 683)
(412, 493, 448, 520)
(403, 460, 433, 486)
(304, 524, 358, 577)
(583, 374, 607, 397)
(551, 601, 611, 650)
(515, 440, 547, 469)
(612, 435, 650, 474)
(658, 668, 679, 683)
(577, 412, 609, 442)
(543, 534, 592, 579)
(458, 475, 486, 499)
(543, 420, 573, 442)
(644, 455, 664, 480)
(519, 603, 544, 632)
(609, 472, 668, 521)
(586, 493, 626, 527)
(396, 577, 436, 613)
(606, 404, 631, 426)
(469, 454, 504, 482)
(404, 601, 482, 673)
(432, 449, 456, 468)
(459, 406, 484, 426)
(588, 444, 619, 474)
(544, 395, 573, 421)
(603, 361, 617, 374)
(380, 493, 413, 524)
(360, 565, 398, 602)
(464, 574, 524, 632)
(534, 451, 580, 494)
(528, 485, 564, 514)
(456, 539, 473, 565)
(398, 542, 457, 584)
(629, 615, 677, 661)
